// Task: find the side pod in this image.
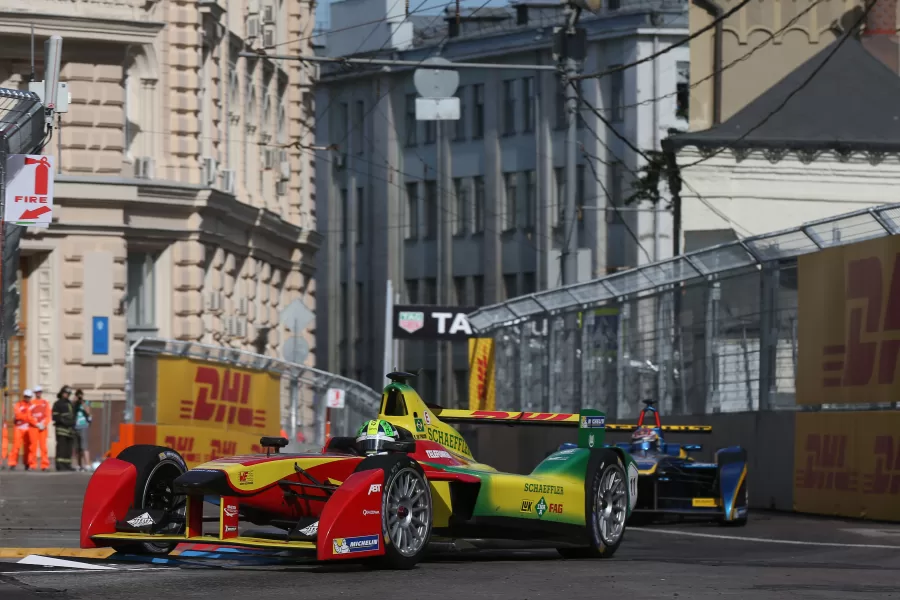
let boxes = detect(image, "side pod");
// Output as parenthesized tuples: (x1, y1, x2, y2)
(80, 458, 138, 548)
(316, 468, 386, 562)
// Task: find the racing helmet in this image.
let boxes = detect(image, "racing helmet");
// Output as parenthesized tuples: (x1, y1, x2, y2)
(355, 419, 398, 455)
(631, 426, 661, 452)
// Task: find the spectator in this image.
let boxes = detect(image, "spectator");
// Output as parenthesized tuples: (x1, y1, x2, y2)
(8, 390, 35, 470)
(52, 386, 76, 471)
(29, 385, 51, 472)
(73, 390, 93, 472)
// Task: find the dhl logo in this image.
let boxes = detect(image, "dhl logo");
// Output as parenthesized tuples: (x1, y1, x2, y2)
(795, 433, 858, 492)
(468, 411, 577, 422)
(180, 366, 267, 429)
(163, 436, 200, 465)
(863, 435, 900, 496)
(822, 253, 900, 388)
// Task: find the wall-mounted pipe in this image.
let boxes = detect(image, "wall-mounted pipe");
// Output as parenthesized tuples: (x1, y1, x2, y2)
(694, 0, 723, 125)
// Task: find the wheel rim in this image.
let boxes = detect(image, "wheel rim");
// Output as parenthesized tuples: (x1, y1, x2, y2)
(142, 462, 186, 550)
(384, 468, 430, 557)
(596, 467, 627, 546)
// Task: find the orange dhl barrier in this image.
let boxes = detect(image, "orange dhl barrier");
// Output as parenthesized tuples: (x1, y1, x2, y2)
(794, 411, 900, 521)
(108, 356, 281, 467)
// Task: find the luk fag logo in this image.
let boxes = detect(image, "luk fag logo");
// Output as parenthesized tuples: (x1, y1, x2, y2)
(822, 254, 900, 388)
(180, 366, 266, 429)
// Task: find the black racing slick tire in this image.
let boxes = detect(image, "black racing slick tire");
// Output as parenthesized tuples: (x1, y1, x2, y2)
(558, 451, 628, 559)
(114, 445, 188, 555)
(353, 454, 433, 569)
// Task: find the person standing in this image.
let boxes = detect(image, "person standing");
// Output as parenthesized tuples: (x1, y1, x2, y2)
(73, 390, 93, 471)
(28, 385, 51, 471)
(51, 386, 76, 471)
(8, 390, 35, 470)
(1, 396, 8, 469)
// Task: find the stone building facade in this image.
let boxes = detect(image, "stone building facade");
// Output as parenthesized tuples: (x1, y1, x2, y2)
(0, 0, 320, 412)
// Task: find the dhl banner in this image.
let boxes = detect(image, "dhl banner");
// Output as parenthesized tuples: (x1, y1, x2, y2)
(468, 338, 496, 411)
(794, 411, 900, 521)
(798, 234, 900, 405)
(109, 357, 282, 467)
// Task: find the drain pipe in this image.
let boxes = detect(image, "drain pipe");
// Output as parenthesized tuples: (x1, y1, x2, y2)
(694, 0, 723, 125)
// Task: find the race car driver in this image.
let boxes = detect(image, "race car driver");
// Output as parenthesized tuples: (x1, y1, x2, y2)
(631, 425, 662, 456)
(355, 419, 399, 455)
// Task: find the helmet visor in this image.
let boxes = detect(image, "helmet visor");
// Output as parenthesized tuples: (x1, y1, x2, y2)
(356, 432, 394, 455)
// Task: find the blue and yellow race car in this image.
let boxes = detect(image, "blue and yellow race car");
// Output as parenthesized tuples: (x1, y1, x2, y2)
(606, 401, 748, 526)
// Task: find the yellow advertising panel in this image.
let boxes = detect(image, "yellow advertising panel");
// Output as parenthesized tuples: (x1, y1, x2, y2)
(798, 234, 900, 406)
(794, 411, 900, 521)
(156, 356, 281, 467)
(468, 338, 496, 411)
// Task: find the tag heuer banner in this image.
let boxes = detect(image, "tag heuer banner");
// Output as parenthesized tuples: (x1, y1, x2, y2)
(393, 305, 478, 340)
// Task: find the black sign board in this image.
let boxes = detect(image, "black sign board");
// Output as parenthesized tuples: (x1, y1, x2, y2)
(393, 305, 478, 340)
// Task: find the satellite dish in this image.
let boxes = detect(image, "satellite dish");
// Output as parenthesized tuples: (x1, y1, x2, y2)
(568, 0, 603, 12)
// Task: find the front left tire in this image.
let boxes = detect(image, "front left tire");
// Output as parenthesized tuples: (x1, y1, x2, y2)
(559, 451, 628, 559)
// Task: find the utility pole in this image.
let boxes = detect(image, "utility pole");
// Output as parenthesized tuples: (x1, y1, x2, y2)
(556, 3, 587, 286)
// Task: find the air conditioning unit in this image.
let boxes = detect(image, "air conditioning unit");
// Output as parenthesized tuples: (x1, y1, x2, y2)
(201, 156, 218, 186)
(221, 169, 236, 194)
(204, 291, 224, 313)
(262, 26, 275, 48)
(236, 317, 248, 338)
(248, 0, 260, 13)
(279, 158, 291, 181)
(134, 157, 154, 179)
(247, 15, 260, 39)
(263, 148, 276, 169)
(238, 297, 249, 315)
(222, 316, 235, 337)
(263, 3, 275, 23)
(276, 180, 287, 196)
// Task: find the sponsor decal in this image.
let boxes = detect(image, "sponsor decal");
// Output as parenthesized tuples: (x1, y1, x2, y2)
(225, 525, 237, 533)
(238, 470, 254, 486)
(692, 498, 718, 508)
(547, 449, 577, 461)
(126, 512, 155, 528)
(427, 429, 471, 455)
(299, 521, 318, 536)
(414, 418, 425, 433)
(423, 411, 432, 426)
(589, 433, 595, 448)
(332, 535, 380, 555)
(398, 311, 425, 334)
(548, 502, 563, 515)
(520, 499, 533, 513)
(363, 510, 381, 516)
(179, 366, 266, 429)
(414, 434, 426, 440)
(534, 497, 548, 518)
(425, 449, 452, 460)
(524, 483, 564, 495)
(224, 504, 239, 518)
(580, 415, 606, 429)
(369, 484, 382, 495)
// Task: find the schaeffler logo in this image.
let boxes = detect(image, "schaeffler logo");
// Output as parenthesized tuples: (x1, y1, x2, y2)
(180, 366, 266, 429)
(822, 255, 900, 388)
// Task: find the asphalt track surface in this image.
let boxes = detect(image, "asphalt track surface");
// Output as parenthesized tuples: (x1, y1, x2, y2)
(2, 472, 900, 599)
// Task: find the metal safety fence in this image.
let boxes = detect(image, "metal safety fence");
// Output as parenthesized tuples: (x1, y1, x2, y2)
(126, 338, 382, 449)
(468, 203, 900, 421)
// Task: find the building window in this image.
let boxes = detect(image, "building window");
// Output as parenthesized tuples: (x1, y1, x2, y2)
(454, 276, 467, 305)
(126, 252, 157, 332)
(334, 101, 348, 148)
(525, 169, 536, 227)
(453, 177, 468, 235)
(339, 283, 348, 373)
(472, 84, 484, 139)
(425, 119, 436, 144)
(424, 181, 438, 239)
(354, 100, 365, 155)
(340, 188, 348, 246)
(502, 79, 516, 135)
(453, 86, 467, 141)
(473, 275, 484, 306)
(405, 93, 417, 146)
(405, 182, 418, 239)
(424, 278, 437, 304)
(503, 274, 517, 300)
(523, 272, 536, 294)
(454, 370, 467, 408)
(405, 279, 419, 303)
(607, 162, 623, 224)
(676, 61, 689, 120)
(610, 67, 624, 122)
(356, 186, 365, 245)
(523, 76, 534, 132)
(504, 172, 517, 230)
(555, 76, 566, 129)
(553, 167, 565, 228)
(356, 282, 364, 338)
(473, 176, 485, 232)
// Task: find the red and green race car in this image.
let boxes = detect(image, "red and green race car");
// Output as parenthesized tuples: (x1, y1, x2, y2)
(80, 372, 640, 569)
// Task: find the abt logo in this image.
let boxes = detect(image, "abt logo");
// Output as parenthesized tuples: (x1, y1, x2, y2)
(823, 254, 900, 388)
(180, 366, 266, 429)
(368, 484, 382, 495)
(863, 435, 900, 496)
(795, 433, 858, 492)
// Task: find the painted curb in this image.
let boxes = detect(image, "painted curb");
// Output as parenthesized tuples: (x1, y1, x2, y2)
(0, 548, 116, 559)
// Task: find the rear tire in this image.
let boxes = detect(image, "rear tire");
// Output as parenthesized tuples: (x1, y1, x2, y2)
(114, 445, 188, 555)
(558, 452, 628, 559)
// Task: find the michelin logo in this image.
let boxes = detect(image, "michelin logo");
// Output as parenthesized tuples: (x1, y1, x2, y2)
(332, 535, 380, 555)
(580, 415, 606, 429)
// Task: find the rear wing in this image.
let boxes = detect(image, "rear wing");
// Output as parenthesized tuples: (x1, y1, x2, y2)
(435, 409, 579, 426)
(607, 424, 713, 433)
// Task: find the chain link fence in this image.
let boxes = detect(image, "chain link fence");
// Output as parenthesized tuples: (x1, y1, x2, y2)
(470, 204, 900, 420)
(126, 338, 381, 449)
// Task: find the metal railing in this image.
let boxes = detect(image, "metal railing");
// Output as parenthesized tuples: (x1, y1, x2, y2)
(467, 203, 900, 420)
(125, 338, 382, 447)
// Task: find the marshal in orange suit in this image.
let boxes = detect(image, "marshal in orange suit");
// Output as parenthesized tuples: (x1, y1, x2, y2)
(7, 389, 35, 469)
(29, 385, 51, 471)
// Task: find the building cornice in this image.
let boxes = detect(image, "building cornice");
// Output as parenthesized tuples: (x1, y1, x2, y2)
(676, 145, 900, 169)
(0, 11, 165, 44)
